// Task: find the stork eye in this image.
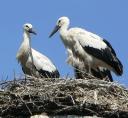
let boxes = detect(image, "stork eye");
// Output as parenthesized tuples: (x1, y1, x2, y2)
(58, 20, 61, 24)
(25, 25, 29, 28)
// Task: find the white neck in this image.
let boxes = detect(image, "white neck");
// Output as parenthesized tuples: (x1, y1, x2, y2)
(23, 30, 30, 43)
(59, 24, 69, 37)
(22, 31, 31, 50)
(16, 30, 31, 61)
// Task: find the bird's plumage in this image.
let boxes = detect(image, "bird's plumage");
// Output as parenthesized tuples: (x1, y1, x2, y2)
(66, 20, 123, 76)
(17, 23, 60, 78)
(49, 16, 123, 78)
(66, 48, 113, 81)
(103, 39, 116, 56)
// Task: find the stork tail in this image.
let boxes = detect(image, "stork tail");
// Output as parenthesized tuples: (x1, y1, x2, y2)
(112, 58, 123, 76)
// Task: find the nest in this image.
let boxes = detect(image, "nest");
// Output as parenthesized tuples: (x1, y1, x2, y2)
(0, 76, 128, 118)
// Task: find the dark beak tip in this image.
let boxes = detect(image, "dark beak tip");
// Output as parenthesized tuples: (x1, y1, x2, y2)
(49, 34, 52, 38)
(49, 25, 60, 38)
(33, 32, 37, 35)
(29, 29, 37, 35)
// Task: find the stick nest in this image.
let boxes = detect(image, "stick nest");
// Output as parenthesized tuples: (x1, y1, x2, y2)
(0, 76, 128, 118)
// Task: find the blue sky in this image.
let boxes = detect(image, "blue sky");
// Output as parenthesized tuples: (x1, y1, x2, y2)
(0, 0, 128, 86)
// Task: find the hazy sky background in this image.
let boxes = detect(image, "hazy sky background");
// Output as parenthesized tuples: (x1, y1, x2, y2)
(0, 0, 128, 86)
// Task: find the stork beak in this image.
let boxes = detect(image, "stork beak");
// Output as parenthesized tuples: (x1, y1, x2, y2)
(49, 25, 60, 38)
(28, 28, 37, 35)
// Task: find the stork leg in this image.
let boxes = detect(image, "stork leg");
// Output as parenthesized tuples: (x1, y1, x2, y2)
(85, 64, 99, 79)
(22, 67, 27, 84)
(74, 67, 83, 79)
(86, 64, 92, 75)
(24, 74, 27, 85)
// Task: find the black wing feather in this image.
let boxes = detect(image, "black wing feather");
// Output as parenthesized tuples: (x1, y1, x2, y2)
(79, 41, 123, 75)
(103, 39, 116, 56)
(38, 69, 60, 78)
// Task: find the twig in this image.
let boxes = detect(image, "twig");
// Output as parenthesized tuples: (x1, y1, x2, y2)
(18, 94, 32, 115)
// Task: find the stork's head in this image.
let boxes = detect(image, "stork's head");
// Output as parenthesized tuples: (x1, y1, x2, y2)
(23, 23, 36, 35)
(57, 17, 70, 27)
(49, 16, 70, 37)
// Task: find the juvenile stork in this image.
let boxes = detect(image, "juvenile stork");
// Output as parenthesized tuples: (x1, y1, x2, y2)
(49, 16, 123, 79)
(16, 23, 60, 78)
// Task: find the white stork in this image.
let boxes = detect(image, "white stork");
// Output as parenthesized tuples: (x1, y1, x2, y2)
(49, 16, 123, 79)
(16, 23, 60, 78)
